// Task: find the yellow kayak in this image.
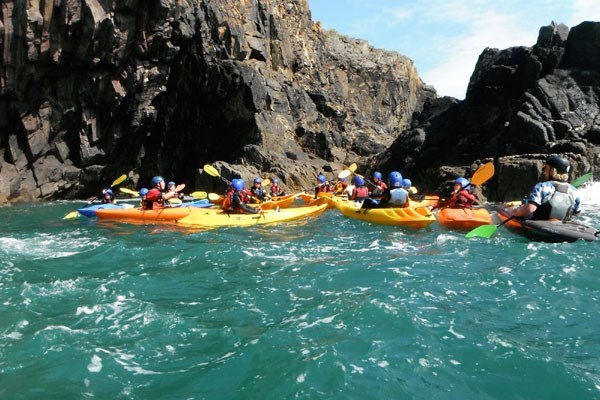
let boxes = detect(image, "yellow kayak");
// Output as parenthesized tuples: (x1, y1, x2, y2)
(177, 204, 327, 228)
(332, 199, 435, 228)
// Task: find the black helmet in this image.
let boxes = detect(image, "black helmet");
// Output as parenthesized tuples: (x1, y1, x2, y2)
(545, 155, 570, 173)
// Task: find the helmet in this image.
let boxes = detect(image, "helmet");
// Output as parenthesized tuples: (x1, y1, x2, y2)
(402, 178, 412, 189)
(253, 177, 262, 184)
(273, 178, 279, 184)
(353, 176, 365, 186)
(546, 155, 570, 173)
(232, 178, 245, 191)
(388, 171, 402, 187)
(455, 177, 470, 189)
(151, 176, 164, 185)
(373, 171, 382, 180)
(103, 189, 114, 196)
(139, 188, 149, 196)
(167, 181, 176, 188)
(317, 174, 326, 183)
(339, 177, 346, 182)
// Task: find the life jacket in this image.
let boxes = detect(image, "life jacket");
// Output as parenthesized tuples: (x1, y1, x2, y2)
(270, 185, 282, 196)
(316, 183, 331, 193)
(250, 186, 267, 202)
(351, 186, 369, 201)
(533, 181, 575, 221)
(223, 189, 250, 211)
(388, 188, 409, 207)
(449, 189, 475, 208)
(145, 188, 164, 210)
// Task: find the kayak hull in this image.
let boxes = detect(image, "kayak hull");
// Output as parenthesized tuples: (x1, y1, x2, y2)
(177, 204, 327, 227)
(497, 208, 598, 242)
(94, 207, 194, 221)
(437, 207, 492, 231)
(78, 203, 130, 218)
(332, 200, 435, 228)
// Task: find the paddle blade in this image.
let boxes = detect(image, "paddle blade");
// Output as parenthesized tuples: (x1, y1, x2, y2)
(190, 191, 207, 199)
(203, 164, 220, 177)
(261, 178, 271, 187)
(465, 224, 498, 239)
(168, 198, 182, 205)
(120, 188, 139, 196)
(409, 186, 418, 194)
(63, 211, 79, 220)
(471, 162, 495, 186)
(347, 163, 357, 172)
(338, 169, 352, 179)
(572, 172, 593, 188)
(111, 174, 127, 187)
(208, 193, 221, 201)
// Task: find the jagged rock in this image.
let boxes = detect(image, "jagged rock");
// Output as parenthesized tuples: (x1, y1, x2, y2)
(375, 21, 600, 199)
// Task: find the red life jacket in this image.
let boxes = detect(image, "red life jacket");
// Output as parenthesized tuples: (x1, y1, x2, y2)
(351, 186, 369, 201)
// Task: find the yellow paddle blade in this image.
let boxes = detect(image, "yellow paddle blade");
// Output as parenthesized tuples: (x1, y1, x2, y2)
(471, 162, 495, 186)
(338, 169, 352, 179)
(110, 174, 127, 187)
(203, 164, 220, 177)
(63, 211, 79, 219)
(168, 198, 182, 205)
(347, 163, 357, 172)
(261, 178, 271, 187)
(120, 188, 139, 196)
(409, 186, 418, 194)
(190, 191, 207, 199)
(208, 193, 221, 201)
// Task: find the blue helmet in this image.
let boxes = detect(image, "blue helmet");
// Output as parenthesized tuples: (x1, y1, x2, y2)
(317, 174, 326, 183)
(253, 177, 262, 184)
(339, 177, 346, 182)
(373, 171, 382, 180)
(232, 178, 245, 191)
(273, 178, 279, 184)
(151, 176, 164, 185)
(455, 177, 470, 189)
(353, 176, 365, 186)
(103, 189, 114, 196)
(167, 181, 176, 188)
(388, 171, 402, 188)
(402, 178, 412, 189)
(139, 188, 149, 196)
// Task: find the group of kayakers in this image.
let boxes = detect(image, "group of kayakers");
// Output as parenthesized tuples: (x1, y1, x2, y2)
(97, 155, 583, 225)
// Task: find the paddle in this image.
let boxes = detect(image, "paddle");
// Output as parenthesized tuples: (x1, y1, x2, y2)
(572, 172, 593, 188)
(63, 174, 127, 219)
(465, 216, 516, 239)
(120, 188, 139, 196)
(202, 164, 232, 185)
(190, 191, 208, 199)
(208, 193, 222, 201)
(469, 162, 495, 186)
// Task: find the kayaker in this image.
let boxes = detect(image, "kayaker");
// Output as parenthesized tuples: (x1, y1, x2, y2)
(145, 176, 178, 209)
(402, 179, 414, 198)
(509, 155, 582, 220)
(332, 177, 348, 195)
(436, 177, 476, 209)
(101, 188, 116, 204)
(166, 181, 185, 201)
(349, 176, 369, 202)
(223, 179, 262, 214)
(250, 177, 270, 202)
(386, 171, 410, 207)
(270, 178, 286, 197)
(314, 174, 331, 198)
(371, 171, 388, 197)
(139, 188, 151, 209)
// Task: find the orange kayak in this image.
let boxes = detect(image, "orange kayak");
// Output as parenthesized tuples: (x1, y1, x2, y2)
(436, 207, 492, 231)
(94, 207, 194, 222)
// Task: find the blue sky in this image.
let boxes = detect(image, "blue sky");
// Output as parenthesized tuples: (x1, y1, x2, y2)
(308, 0, 600, 99)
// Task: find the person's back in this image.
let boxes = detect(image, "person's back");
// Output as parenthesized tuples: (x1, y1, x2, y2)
(510, 155, 582, 221)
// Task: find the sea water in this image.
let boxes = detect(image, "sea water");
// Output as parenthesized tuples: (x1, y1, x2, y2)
(1, 185, 599, 399)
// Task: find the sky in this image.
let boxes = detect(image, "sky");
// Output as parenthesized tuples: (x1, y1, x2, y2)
(308, 0, 600, 99)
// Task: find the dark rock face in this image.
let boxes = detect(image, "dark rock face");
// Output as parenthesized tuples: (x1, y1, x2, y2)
(375, 21, 600, 201)
(0, 0, 431, 202)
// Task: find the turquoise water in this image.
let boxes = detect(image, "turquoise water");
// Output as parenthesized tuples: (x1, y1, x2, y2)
(1, 186, 599, 399)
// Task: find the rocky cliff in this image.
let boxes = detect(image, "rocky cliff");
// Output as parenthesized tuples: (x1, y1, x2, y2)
(0, 0, 431, 202)
(375, 21, 600, 201)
